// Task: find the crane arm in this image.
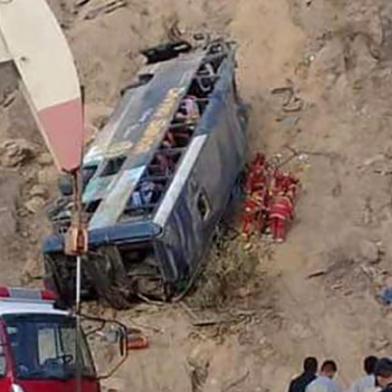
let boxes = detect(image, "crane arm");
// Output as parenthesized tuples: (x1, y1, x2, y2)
(0, 0, 84, 173)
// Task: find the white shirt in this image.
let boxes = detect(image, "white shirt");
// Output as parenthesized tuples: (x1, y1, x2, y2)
(347, 375, 379, 392)
(306, 376, 341, 392)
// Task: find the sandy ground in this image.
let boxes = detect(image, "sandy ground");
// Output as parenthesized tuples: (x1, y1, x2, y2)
(1, 0, 392, 391)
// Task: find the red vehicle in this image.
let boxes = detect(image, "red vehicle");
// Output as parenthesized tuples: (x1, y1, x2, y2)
(0, 287, 100, 392)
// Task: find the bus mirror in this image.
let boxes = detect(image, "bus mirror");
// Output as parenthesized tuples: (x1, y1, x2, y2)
(119, 327, 126, 357)
(80, 315, 147, 380)
(97, 326, 127, 356)
(94, 325, 129, 381)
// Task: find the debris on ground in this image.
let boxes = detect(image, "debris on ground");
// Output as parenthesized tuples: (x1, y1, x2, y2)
(24, 196, 46, 214)
(271, 80, 304, 113)
(179, 301, 256, 328)
(29, 184, 48, 199)
(380, 287, 392, 305)
(84, 0, 128, 20)
(75, 0, 91, 7)
(36, 152, 53, 166)
(306, 269, 328, 279)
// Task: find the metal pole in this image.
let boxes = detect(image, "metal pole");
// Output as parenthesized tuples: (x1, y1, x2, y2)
(76, 255, 82, 312)
(74, 169, 83, 392)
(75, 256, 83, 392)
(76, 89, 86, 392)
(76, 255, 82, 392)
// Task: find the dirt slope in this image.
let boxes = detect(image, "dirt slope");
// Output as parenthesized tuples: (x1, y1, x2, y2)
(1, 0, 392, 391)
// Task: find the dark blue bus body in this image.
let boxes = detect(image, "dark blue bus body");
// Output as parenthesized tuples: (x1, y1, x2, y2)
(43, 38, 248, 307)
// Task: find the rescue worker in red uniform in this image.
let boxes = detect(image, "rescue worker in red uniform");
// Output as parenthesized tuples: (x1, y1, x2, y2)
(242, 190, 267, 238)
(245, 154, 267, 193)
(268, 170, 298, 242)
(269, 191, 295, 242)
(242, 154, 269, 238)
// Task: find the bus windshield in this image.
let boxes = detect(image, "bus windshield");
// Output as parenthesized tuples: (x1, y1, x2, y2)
(3, 313, 96, 381)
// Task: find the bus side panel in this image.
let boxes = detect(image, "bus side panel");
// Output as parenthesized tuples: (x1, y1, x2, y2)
(192, 59, 247, 237)
(156, 62, 247, 286)
(155, 173, 204, 285)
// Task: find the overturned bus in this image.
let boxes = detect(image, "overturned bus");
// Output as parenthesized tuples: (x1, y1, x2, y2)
(43, 37, 248, 308)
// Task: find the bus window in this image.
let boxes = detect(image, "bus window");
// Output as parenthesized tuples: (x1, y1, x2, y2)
(197, 190, 211, 221)
(100, 156, 126, 177)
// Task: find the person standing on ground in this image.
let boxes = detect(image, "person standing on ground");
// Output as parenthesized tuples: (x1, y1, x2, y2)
(375, 358, 392, 392)
(289, 357, 319, 392)
(347, 356, 379, 392)
(306, 360, 341, 392)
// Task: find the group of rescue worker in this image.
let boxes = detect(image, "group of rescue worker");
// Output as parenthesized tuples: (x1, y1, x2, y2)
(289, 356, 392, 392)
(242, 153, 299, 242)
